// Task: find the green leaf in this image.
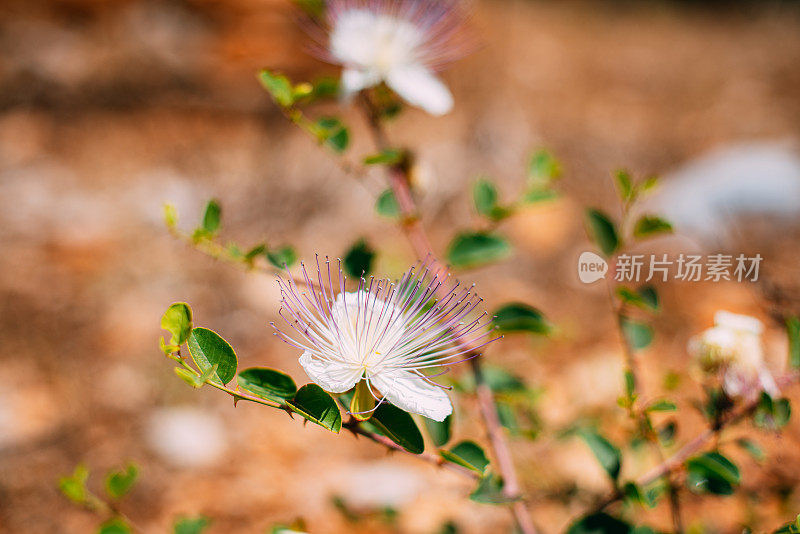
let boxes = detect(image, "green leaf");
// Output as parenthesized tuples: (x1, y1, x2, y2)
(527, 149, 561, 183)
(375, 189, 401, 219)
(646, 399, 676, 413)
(364, 149, 404, 166)
(585, 209, 619, 257)
(161, 302, 193, 347)
(97, 519, 131, 534)
(349, 379, 375, 422)
(520, 188, 559, 204)
(237, 368, 297, 403)
(754, 393, 791, 430)
(567, 513, 633, 534)
(163, 203, 178, 228)
(469, 473, 516, 504)
(774, 514, 800, 534)
(104, 463, 138, 500)
(287, 384, 342, 433)
(621, 318, 653, 351)
(58, 464, 89, 504)
(266, 245, 297, 268)
(633, 215, 673, 239)
(579, 429, 622, 481)
(244, 244, 267, 263)
(616, 286, 659, 312)
(736, 438, 765, 463)
(614, 170, 634, 202)
(315, 117, 349, 153)
(186, 327, 238, 385)
(343, 238, 375, 277)
(173, 516, 211, 534)
(686, 451, 740, 495)
(174, 366, 204, 388)
(423, 414, 451, 447)
(473, 178, 499, 217)
(258, 70, 295, 107)
(788, 316, 800, 369)
(201, 200, 221, 234)
(446, 232, 511, 269)
(369, 403, 424, 454)
(492, 302, 551, 335)
(439, 441, 489, 474)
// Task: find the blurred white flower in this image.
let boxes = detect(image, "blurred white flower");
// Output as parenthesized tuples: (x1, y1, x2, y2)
(273, 258, 495, 421)
(320, 0, 469, 116)
(689, 311, 778, 398)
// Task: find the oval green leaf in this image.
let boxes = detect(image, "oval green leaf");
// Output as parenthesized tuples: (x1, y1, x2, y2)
(161, 302, 193, 346)
(423, 414, 451, 447)
(187, 327, 238, 385)
(287, 384, 342, 433)
(439, 441, 489, 474)
(492, 303, 551, 335)
(370, 403, 424, 454)
(585, 209, 619, 257)
(237, 368, 297, 402)
(579, 429, 622, 481)
(447, 232, 511, 269)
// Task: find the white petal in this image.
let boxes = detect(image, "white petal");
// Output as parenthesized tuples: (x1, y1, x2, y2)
(370, 369, 452, 421)
(340, 68, 379, 99)
(386, 64, 454, 116)
(299, 351, 361, 393)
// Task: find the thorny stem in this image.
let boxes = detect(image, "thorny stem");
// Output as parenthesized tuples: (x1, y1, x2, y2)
(359, 93, 539, 534)
(586, 372, 799, 516)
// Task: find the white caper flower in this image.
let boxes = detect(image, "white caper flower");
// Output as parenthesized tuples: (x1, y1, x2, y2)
(273, 258, 495, 421)
(689, 311, 778, 398)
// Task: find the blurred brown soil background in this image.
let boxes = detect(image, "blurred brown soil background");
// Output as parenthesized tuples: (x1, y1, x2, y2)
(2, 0, 800, 532)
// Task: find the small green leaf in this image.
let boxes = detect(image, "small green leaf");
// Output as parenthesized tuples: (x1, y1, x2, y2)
(736, 438, 765, 463)
(473, 178, 499, 217)
(374, 188, 401, 219)
(621, 318, 653, 351)
(258, 70, 295, 107)
(161, 302, 193, 347)
(773, 514, 800, 534)
(646, 399, 676, 413)
(349, 379, 375, 422)
(163, 203, 178, 228)
(614, 170, 634, 202)
(237, 368, 297, 403)
(616, 286, 659, 312)
(343, 238, 375, 277)
(364, 149, 404, 166)
(527, 149, 561, 183)
(439, 441, 490, 474)
(640, 176, 659, 192)
(686, 451, 740, 495)
(624, 370, 635, 398)
(469, 473, 516, 504)
(787, 316, 800, 369)
(423, 414, 451, 447)
(446, 232, 511, 269)
(520, 188, 559, 204)
(579, 429, 622, 482)
(633, 215, 673, 239)
(58, 464, 89, 504)
(585, 209, 619, 257)
(754, 393, 791, 430)
(186, 327, 238, 385)
(287, 384, 342, 433)
(266, 245, 297, 268)
(97, 519, 131, 534)
(492, 302, 551, 335)
(315, 117, 349, 153)
(369, 403, 424, 454)
(173, 516, 211, 534)
(566, 513, 633, 534)
(105, 463, 138, 500)
(244, 244, 267, 263)
(201, 200, 221, 234)
(174, 367, 203, 388)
